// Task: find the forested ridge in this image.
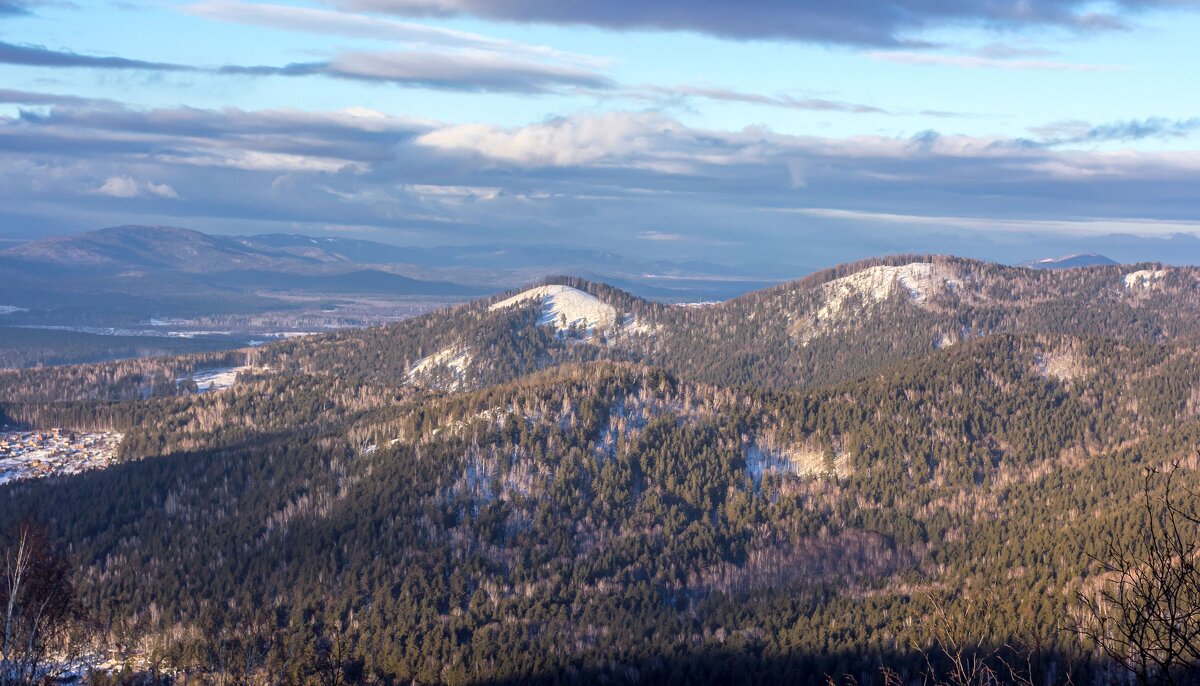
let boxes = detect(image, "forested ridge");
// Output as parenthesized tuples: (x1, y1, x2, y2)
(257, 256, 1200, 392)
(4, 258, 1200, 683)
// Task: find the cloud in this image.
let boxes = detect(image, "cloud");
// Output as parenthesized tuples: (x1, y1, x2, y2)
(0, 37, 610, 94)
(1033, 117, 1200, 146)
(3, 104, 429, 174)
(0, 1, 31, 16)
(405, 183, 501, 200)
(93, 175, 139, 198)
(0, 40, 193, 70)
(776, 207, 1200, 237)
(184, 1, 614, 93)
(330, 0, 1196, 46)
(221, 50, 613, 92)
(186, 0, 602, 66)
(91, 175, 180, 199)
(0, 89, 119, 107)
(637, 230, 685, 241)
(145, 181, 180, 198)
(158, 150, 365, 173)
(8, 102, 1200, 261)
(414, 112, 698, 167)
(641, 84, 887, 114)
(315, 50, 611, 92)
(868, 50, 1127, 72)
(971, 42, 1061, 59)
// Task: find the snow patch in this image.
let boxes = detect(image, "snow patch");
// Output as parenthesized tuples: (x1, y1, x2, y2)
(1034, 350, 1087, 382)
(1124, 269, 1167, 289)
(180, 365, 266, 393)
(620, 314, 658, 336)
(935, 332, 958, 349)
(746, 441, 851, 486)
(490, 285, 618, 333)
(407, 345, 472, 390)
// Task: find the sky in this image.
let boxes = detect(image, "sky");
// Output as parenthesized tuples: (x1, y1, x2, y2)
(2, 0, 1200, 267)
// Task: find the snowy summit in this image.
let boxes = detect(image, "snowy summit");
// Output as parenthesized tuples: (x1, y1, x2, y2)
(489, 285, 619, 333)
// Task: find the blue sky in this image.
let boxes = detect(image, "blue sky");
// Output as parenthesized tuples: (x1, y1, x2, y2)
(2, 0, 1200, 267)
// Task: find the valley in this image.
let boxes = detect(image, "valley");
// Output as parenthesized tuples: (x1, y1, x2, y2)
(0, 226, 794, 370)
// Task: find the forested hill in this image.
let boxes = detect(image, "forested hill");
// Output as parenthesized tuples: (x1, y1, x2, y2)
(4, 254, 1200, 684)
(3, 332, 1200, 683)
(260, 254, 1196, 391)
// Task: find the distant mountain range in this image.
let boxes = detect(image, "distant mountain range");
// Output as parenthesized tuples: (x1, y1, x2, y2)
(0, 226, 475, 292)
(0, 225, 798, 365)
(1018, 253, 1119, 269)
(0, 225, 789, 303)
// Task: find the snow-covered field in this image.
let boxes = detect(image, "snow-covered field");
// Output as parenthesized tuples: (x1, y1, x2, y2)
(15, 324, 236, 338)
(0, 429, 122, 485)
(183, 365, 265, 392)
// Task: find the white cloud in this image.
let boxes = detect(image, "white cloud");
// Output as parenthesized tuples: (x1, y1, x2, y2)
(155, 151, 367, 173)
(415, 112, 698, 167)
(868, 51, 1128, 72)
(146, 181, 181, 198)
(90, 175, 180, 199)
(186, 0, 606, 67)
(775, 207, 1200, 237)
(406, 183, 501, 200)
(321, 49, 613, 91)
(637, 230, 686, 241)
(93, 175, 140, 198)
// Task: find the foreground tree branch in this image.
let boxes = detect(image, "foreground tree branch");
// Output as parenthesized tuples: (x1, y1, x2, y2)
(1077, 460, 1200, 686)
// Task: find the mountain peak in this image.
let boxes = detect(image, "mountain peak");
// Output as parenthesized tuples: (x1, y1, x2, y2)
(489, 284, 620, 332)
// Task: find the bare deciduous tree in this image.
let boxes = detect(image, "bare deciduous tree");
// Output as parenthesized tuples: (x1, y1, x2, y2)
(916, 592, 1039, 686)
(1077, 462, 1200, 686)
(304, 622, 354, 686)
(0, 518, 87, 686)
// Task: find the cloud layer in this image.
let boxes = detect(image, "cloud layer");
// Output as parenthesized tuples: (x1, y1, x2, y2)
(332, 0, 1197, 46)
(0, 37, 612, 94)
(0, 40, 193, 71)
(223, 50, 613, 92)
(5, 95, 1200, 264)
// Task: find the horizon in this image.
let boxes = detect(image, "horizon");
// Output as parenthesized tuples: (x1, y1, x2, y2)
(7, 222, 1200, 275)
(2, 221, 1187, 270)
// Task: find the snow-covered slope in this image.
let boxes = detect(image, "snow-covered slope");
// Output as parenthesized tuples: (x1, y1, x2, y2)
(1124, 269, 1167, 289)
(817, 263, 959, 318)
(489, 285, 619, 332)
(407, 345, 472, 390)
(792, 262, 961, 345)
